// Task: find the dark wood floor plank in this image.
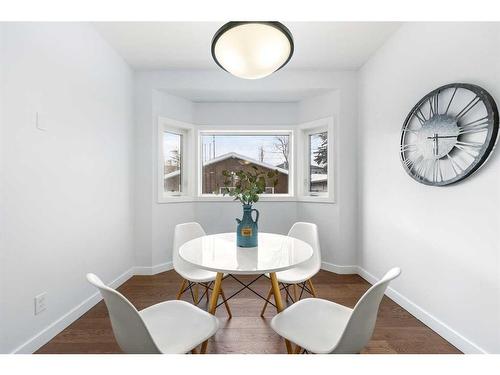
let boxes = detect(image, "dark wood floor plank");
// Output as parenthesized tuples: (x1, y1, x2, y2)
(35, 270, 461, 354)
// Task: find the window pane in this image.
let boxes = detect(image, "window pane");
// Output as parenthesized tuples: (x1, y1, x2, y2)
(309, 131, 328, 193)
(201, 134, 290, 195)
(163, 131, 182, 193)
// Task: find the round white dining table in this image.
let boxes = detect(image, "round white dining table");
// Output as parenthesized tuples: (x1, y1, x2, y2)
(179, 232, 313, 354)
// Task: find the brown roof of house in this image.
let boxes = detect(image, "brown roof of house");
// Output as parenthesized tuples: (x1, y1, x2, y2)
(203, 152, 289, 175)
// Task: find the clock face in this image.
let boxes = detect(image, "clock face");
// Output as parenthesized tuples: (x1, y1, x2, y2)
(400, 83, 499, 186)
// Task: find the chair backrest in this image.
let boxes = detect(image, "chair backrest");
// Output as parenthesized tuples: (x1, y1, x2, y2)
(86, 273, 160, 353)
(173, 222, 206, 271)
(287, 222, 321, 273)
(332, 267, 401, 354)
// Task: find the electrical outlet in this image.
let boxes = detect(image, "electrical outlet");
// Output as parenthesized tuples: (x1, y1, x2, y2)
(34, 293, 47, 315)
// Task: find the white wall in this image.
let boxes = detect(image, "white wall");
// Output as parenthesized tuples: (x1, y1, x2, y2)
(0, 23, 135, 353)
(134, 88, 196, 271)
(151, 91, 194, 268)
(0, 23, 6, 349)
(193, 102, 298, 125)
(358, 23, 500, 353)
(134, 70, 359, 270)
(298, 82, 358, 268)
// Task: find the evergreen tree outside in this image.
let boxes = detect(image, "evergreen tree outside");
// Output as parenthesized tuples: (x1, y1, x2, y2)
(313, 132, 327, 172)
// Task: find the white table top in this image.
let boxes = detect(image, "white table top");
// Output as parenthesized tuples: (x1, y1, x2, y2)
(178, 232, 313, 275)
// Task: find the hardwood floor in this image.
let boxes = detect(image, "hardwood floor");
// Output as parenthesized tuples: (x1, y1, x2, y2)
(36, 270, 461, 354)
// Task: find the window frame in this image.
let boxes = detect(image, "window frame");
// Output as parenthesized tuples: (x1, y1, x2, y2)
(156, 118, 335, 204)
(297, 117, 335, 203)
(157, 117, 195, 202)
(162, 130, 183, 195)
(196, 128, 295, 201)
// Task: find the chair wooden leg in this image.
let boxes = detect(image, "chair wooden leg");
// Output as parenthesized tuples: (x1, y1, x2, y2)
(270, 272, 292, 354)
(204, 283, 210, 303)
(207, 273, 223, 315)
(200, 272, 223, 354)
(193, 283, 199, 305)
(307, 279, 317, 297)
(293, 284, 298, 302)
(176, 279, 187, 300)
(220, 288, 232, 318)
(260, 287, 273, 317)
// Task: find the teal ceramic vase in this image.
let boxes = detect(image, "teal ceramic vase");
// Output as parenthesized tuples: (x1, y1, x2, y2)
(236, 204, 259, 247)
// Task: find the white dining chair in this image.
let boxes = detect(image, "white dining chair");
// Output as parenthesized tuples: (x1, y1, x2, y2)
(86, 273, 219, 354)
(260, 222, 321, 316)
(173, 222, 232, 317)
(270, 267, 401, 354)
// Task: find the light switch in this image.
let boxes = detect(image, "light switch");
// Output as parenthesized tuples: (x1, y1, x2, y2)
(35, 111, 46, 131)
(35, 292, 47, 315)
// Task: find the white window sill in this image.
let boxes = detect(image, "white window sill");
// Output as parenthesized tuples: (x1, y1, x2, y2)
(196, 195, 297, 203)
(296, 196, 335, 204)
(157, 195, 335, 204)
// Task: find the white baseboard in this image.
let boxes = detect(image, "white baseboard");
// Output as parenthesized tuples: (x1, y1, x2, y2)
(356, 266, 487, 354)
(321, 261, 358, 274)
(12, 267, 135, 354)
(134, 261, 173, 275)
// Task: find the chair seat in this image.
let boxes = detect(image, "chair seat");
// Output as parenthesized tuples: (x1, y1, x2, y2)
(264, 266, 318, 284)
(176, 264, 219, 283)
(276, 267, 318, 284)
(139, 300, 219, 353)
(270, 298, 352, 354)
(176, 263, 229, 284)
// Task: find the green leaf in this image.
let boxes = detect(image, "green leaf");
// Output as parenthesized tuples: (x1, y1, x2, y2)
(218, 167, 275, 205)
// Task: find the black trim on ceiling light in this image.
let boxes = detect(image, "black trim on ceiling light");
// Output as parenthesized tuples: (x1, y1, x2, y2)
(211, 21, 294, 75)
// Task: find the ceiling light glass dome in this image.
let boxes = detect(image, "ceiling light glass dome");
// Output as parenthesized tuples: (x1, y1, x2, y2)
(211, 22, 294, 80)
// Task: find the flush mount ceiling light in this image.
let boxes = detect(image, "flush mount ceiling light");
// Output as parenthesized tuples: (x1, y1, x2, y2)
(211, 22, 294, 80)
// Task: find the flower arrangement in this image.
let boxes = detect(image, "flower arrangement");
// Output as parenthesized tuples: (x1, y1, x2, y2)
(221, 166, 279, 204)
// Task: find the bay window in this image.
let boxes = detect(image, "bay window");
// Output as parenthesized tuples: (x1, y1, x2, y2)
(157, 117, 333, 203)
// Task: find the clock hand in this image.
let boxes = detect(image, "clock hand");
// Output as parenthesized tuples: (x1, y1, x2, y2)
(426, 135, 456, 139)
(427, 134, 457, 156)
(428, 133, 439, 156)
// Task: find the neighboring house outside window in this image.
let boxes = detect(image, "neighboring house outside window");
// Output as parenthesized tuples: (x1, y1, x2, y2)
(202, 152, 289, 195)
(199, 132, 292, 196)
(164, 169, 180, 192)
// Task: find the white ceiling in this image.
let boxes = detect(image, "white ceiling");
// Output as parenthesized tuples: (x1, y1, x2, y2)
(161, 88, 334, 102)
(93, 22, 401, 71)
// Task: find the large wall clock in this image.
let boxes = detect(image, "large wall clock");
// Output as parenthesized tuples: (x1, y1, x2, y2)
(400, 83, 499, 186)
